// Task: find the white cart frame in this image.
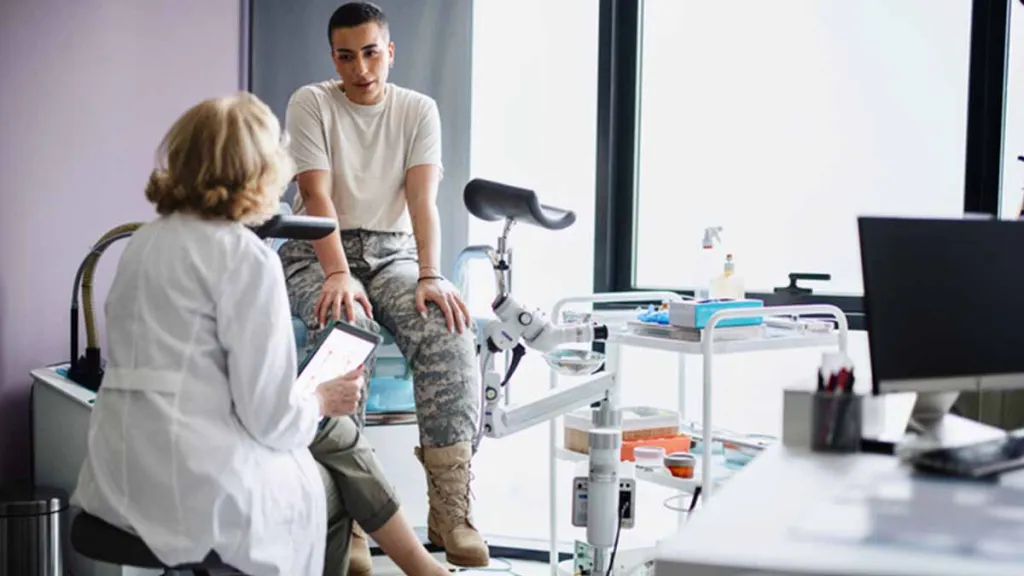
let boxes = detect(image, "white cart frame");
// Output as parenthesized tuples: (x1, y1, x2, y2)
(544, 292, 850, 573)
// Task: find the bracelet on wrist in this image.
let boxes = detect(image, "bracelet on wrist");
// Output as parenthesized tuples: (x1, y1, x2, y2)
(418, 275, 444, 283)
(324, 269, 349, 281)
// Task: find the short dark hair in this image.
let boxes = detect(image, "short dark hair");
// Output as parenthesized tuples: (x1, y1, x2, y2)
(328, 2, 388, 41)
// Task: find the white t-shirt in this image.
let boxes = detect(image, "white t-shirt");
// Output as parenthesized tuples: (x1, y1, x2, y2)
(285, 80, 443, 233)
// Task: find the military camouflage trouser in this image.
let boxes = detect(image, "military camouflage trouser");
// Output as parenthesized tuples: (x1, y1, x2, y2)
(278, 231, 479, 448)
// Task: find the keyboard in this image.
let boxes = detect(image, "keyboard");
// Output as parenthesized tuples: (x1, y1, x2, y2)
(912, 433, 1024, 479)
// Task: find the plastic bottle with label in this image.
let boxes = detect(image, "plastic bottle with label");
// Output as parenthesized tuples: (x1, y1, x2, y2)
(695, 226, 723, 300)
(709, 253, 745, 300)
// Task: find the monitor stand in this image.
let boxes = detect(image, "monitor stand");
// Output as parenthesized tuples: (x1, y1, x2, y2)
(903, 391, 1006, 452)
(907, 390, 959, 430)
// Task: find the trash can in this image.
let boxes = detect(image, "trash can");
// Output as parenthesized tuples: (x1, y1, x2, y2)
(0, 484, 67, 576)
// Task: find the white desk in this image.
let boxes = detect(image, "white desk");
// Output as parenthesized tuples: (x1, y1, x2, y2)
(655, 439, 1024, 576)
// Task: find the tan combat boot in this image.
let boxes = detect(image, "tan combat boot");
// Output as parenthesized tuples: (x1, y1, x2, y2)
(415, 443, 490, 567)
(348, 522, 373, 576)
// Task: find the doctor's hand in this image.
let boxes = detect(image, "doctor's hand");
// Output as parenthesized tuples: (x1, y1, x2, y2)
(315, 367, 365, 417)
(415, 276, 472, 334)
(317, 272, 373, 326)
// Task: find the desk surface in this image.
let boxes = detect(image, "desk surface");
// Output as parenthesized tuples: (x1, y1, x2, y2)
(655, 442, 1024, 576)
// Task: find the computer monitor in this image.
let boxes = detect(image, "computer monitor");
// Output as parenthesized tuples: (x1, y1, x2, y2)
(859, 216, 1024, 423)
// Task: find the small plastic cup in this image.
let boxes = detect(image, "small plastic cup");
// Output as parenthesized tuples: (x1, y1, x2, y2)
(664, 452, 696, 479)
(633, 446, 666, 470)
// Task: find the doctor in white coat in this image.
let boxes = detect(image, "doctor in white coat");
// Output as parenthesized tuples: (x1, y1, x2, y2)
(71, 94, 448, 576)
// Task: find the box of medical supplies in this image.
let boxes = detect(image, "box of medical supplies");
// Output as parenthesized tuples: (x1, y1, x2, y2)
(564, 406, 679, 454)
(668, 298, 764, 329)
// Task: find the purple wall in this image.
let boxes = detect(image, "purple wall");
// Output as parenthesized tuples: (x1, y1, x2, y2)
(0, 0, 243, 483)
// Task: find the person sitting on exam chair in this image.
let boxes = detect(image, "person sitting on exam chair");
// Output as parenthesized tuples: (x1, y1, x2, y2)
(70, 93, 449, 576)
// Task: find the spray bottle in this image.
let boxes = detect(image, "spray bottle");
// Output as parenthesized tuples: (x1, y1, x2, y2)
(695, 226, 723, 300)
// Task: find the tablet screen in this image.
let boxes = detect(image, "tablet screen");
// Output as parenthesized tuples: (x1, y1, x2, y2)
(295, 324, 378, 395)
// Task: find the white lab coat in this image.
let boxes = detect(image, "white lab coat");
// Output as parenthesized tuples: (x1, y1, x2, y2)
(72, 212, 326, 576)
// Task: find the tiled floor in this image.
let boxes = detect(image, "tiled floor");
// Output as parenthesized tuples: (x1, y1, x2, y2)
(370, 554, 552, 576)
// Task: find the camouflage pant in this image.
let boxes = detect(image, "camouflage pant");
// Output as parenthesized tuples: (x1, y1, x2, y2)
(278, 231, 479, 448)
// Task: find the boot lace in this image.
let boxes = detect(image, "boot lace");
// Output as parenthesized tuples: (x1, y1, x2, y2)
(427, 462, 476, 521)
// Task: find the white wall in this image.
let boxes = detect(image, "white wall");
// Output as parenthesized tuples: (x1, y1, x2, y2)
(0, 0, 242, 483)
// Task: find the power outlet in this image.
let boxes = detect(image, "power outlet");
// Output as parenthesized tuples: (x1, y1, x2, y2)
(571, 476, 636, 529)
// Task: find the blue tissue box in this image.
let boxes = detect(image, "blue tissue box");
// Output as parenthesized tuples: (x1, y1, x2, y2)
(668, 299, 764, 329)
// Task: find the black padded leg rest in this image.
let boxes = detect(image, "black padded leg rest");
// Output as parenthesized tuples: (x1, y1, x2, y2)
(71, 511, 235, 570)
(463, 178, 576, 230)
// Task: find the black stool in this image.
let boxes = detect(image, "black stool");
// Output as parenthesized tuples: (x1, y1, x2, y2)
(71, 511, 240, 575)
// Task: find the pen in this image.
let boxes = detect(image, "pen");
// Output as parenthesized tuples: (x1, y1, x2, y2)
(817, 351, 857, 449)
(827, 368, 847, 394)
(834, 369, 849, 393)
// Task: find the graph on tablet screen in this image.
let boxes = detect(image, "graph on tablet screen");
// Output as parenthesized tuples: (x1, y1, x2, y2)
(295, 327, 376, 395)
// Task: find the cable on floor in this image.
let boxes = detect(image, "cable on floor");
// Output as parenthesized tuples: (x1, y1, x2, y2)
(663, 485, 702, 515)
(451, 557, 517, 574)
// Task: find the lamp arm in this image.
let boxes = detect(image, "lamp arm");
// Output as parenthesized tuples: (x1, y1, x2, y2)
(70, 229, 139, 370)
(482, 368, 615, 438)
(80, 223, 145, 348)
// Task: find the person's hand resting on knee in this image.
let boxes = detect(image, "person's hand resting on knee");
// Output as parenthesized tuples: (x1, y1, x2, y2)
(415, 276, 472, 334)
(315, 366, 365, 416)
(317, 271, 373, 326)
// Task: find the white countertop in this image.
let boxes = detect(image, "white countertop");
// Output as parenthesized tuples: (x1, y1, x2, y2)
(655, 441, 1024, 576)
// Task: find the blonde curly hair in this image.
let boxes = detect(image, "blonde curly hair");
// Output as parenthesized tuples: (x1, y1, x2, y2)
(144, 93, 294, 224)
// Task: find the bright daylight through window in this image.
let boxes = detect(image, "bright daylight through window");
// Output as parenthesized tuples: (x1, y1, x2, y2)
(634, 0, 974, 295)
(463, 0, 599, 544)
(1001, 0, 1024, 218)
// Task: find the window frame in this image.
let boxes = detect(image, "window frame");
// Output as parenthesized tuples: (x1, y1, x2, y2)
(592, 0, 1012, 330)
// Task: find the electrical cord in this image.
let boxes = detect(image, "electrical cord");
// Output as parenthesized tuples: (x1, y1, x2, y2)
(606, 499, 628, 576)
(451, 557, 518, 575)
(452, 558, 514, 572)
(663, 486, 703, 516)
(687, 485, 702, 513)
(662, 494, 688, 512)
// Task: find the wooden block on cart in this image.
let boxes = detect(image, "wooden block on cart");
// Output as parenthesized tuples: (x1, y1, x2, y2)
(564, 406, 681, 454)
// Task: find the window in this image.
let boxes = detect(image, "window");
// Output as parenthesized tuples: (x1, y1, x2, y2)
(1001, 0, 1024, 218)
(464, 0, 600, 548)
(633, 1, 974, 296)
(458, 0, 1015, 553)
(595, 0, 1012, 549)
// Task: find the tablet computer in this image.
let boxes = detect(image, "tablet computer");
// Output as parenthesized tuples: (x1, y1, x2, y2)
(295, 320, 383, 396)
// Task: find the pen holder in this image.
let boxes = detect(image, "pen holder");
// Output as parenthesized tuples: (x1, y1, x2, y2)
(811, 391, 862, 453)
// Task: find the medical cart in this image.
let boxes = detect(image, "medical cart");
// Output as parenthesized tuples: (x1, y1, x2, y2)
(544, 293, 849, 576)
